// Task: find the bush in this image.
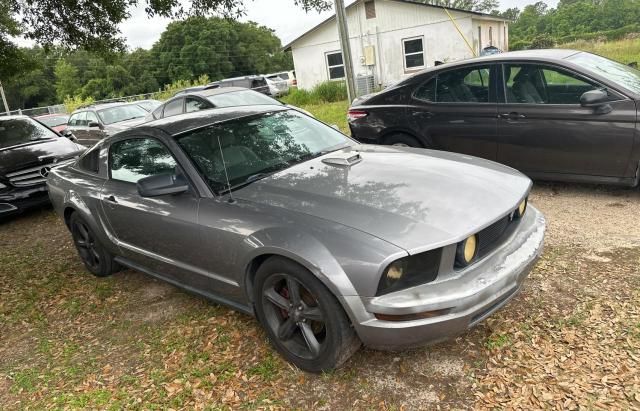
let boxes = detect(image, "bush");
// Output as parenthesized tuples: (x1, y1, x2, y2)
(154, 75, 211, 101)
(63, 95, 95, 113)
(281, 80, 348, 105)
(530, 34, 555, 49)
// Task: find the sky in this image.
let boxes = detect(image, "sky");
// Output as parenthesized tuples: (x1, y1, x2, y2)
(14, 0, 559, 50)
(120, 0, 560, 50)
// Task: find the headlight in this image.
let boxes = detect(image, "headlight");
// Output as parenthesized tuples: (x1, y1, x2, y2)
(455, 235, 478, 268)
(515, 198, 528, 218)
(376, 249, 442, 295)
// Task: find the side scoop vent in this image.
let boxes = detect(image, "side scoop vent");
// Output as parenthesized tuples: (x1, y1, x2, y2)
(321, 153, 362, 167)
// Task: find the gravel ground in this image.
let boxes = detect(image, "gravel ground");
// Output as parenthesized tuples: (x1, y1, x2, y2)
(0, 182, 639, 409)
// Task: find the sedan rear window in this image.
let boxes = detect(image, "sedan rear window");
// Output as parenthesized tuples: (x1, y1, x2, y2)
(97, 105, 148, 125)
(207, 90, 281, 108)
(0, 118, 57, 149)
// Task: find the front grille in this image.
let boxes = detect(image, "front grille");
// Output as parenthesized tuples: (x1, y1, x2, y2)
(5, 163, 54, 187)
(476, 213, 521, 258)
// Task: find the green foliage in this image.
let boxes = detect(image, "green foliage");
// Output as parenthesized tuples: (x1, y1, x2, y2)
(54, 60, 79, 102)
(154, 75, 211, 101)
(63, 95, 95, 114)
(3, 16, 294, 110)
(562, 38, 640, 65)
(424, 0, 499, 13)
(281, 81, 348, 106)
(509, 0, 640, 48)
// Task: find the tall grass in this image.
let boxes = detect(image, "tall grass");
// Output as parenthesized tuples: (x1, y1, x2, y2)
(281, 81, 348, 106)
(560, 38, 640, 64)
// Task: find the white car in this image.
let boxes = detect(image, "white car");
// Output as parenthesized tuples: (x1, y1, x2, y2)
(265, 76, 289, 97)
(266, 71, 297, 88)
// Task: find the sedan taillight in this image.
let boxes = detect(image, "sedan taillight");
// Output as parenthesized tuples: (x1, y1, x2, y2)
(347, 109, 368, 122)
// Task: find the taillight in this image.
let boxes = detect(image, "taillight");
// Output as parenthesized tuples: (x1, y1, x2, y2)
(347, 109, 368, 122)
(292, 79, 297, 86)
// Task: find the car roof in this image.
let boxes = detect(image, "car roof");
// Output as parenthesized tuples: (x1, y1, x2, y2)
(0, 115, 31, 121)
(72, 101, 138, 113)
(138, 104, 288, 136)
(34, 113, 69, 118)
(413, 49, 583, 74)
(187, 86, 253, 98)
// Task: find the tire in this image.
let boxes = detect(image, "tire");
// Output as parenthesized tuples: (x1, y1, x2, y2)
(385, 133, 422, 148)
(253, 256, 361, 373)
(69, 212, 119, 277)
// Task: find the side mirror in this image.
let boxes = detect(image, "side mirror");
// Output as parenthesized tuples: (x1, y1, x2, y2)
(61, 129, 78, 142)
(88, 121, 101, 128)
(137, 173, 189, 197)
(580, 89, 609, 107)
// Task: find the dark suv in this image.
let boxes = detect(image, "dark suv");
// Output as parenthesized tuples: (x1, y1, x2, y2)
(66, 102, 148, 146)
(0, 115, 85, 218)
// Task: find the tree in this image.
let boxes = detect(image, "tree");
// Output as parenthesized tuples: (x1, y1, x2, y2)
(54, 60, 80, 101)
(424, 0, 499, 13)
(1, 0, 331, 77)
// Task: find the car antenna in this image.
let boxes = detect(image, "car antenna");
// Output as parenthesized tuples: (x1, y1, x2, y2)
(216, 133, 236, 204)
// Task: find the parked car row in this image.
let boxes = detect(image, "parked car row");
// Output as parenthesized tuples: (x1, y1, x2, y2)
(7, 49, 639, 373)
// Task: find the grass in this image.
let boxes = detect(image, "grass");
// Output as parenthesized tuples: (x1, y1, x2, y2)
(298, 100, 349, 134)
(560, 37, 640, 64)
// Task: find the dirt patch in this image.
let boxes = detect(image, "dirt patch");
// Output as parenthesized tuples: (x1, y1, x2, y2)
(2, 183, 640, 409)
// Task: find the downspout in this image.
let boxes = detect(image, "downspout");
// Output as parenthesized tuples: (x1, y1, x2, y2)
(375, 25, 383, 87)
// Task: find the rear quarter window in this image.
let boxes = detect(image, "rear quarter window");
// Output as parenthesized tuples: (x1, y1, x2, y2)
(77, 148, 100, 173)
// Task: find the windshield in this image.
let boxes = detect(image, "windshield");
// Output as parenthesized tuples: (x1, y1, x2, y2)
(37, 115, 69, 127)
(177, 110, 353, 193)
(136, 100, 161, 112)
(207, 90, 281, 108)
(97, 104, 148, 125)
(568, 52, 640, 94)
(0, 118, 58, 149)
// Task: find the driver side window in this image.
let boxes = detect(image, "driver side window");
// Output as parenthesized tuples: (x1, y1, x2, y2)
(504, 64, 600, 104)
(109, 138, 178, 184)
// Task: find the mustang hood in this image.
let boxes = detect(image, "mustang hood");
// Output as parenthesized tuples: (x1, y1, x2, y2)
(236, 145, 532, 253)
(0, 137, 84, 176)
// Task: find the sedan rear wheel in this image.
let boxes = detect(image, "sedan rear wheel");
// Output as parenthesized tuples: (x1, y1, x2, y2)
(385, 133, 421, 148)
(254, 257, 361, 372)
(69, 213, 119, 277)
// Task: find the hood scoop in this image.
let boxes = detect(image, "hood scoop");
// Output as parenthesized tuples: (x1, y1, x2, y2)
(321, 152, 362, 168)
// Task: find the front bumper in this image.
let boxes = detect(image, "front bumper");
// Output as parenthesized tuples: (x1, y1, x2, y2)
(0, 185, 50, 217)
(344, 205, 546, 350)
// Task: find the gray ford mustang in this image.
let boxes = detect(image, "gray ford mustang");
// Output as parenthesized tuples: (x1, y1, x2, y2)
(47, 105, 546, 372)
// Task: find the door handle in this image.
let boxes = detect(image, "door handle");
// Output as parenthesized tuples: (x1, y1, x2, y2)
(499, 112, 526, 120)
(105, 195, 117, 204)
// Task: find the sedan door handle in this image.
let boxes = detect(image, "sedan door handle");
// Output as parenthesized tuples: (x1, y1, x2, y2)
(105, 195, 117, 204)
(499, 112, 526, 120)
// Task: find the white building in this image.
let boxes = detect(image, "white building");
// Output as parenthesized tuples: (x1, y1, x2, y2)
(284, 0, 509, 91)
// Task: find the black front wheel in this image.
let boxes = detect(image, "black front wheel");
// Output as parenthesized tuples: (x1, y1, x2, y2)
(254, 257, 361, 372)
(69, 213, 119, 277)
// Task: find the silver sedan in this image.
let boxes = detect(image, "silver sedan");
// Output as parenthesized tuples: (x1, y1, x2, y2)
(47, 105, 546, 372)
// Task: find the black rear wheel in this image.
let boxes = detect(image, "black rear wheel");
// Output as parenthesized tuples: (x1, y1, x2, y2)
(69, 213, 119, 277)
(254, 257, 361, 372)
(385, 133, 422, 147)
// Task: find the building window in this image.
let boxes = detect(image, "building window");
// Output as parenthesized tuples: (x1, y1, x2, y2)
(402, 37, 425, 70)
(326, 51, 345, 80)
(365, 0, 376, 19)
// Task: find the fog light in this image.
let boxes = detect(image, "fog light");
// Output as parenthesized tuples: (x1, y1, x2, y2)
(516, 198, 528, 218)
(455, 235, 477, 267)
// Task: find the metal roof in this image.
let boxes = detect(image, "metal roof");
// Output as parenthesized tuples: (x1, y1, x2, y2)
(283, 0, 509, 50)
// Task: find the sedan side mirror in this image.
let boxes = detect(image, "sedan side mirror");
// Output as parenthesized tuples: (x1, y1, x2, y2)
(137, 173, 189, 197)
(580, 89, 609, 107)
(88, 121, 101, 128)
